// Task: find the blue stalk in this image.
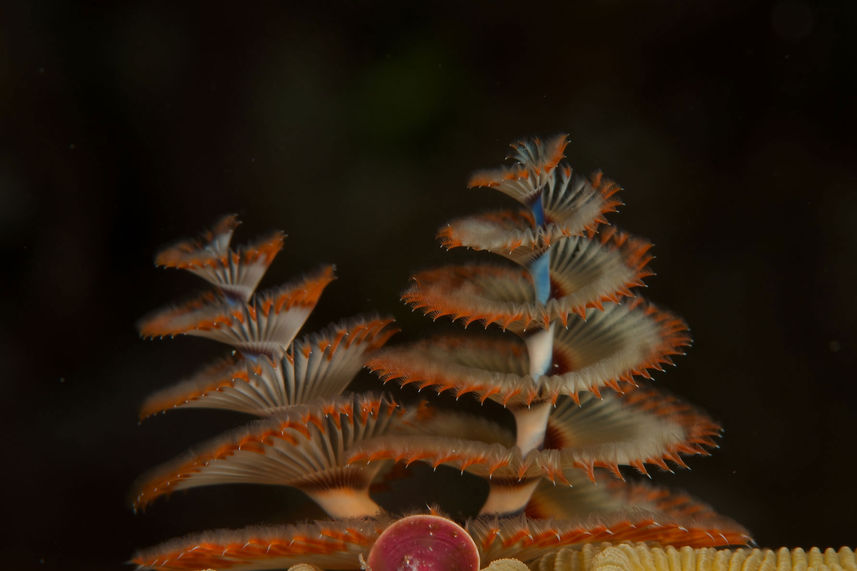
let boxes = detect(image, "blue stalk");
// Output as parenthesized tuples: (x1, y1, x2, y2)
(512, 193, 555, 456)
(526, 194, 553, 377)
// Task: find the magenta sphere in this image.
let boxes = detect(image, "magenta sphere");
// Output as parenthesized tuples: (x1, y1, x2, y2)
(366, 514, 481, 571)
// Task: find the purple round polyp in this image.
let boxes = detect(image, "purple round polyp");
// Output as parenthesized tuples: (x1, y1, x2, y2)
(366, 514, 480, 571)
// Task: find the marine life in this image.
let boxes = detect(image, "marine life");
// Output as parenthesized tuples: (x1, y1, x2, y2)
(365, 514, 480, 571)
(361, 135, 741, 527)
(131, 136, 756, 570)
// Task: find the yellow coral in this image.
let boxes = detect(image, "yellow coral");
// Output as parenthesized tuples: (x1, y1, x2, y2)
(529, 544, 856, 571)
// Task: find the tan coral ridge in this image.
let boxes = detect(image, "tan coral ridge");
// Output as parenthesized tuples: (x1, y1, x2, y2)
(528, 544, 857, 571)
(274, 544, 857, 571)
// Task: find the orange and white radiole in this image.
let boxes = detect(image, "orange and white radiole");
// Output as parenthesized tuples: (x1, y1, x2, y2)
(131, 137, 752, 570)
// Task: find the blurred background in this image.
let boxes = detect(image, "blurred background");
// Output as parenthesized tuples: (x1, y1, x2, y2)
(3, 1, 856, 569)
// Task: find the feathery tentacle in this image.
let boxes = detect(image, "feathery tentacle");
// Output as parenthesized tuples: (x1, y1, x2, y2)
(139, 315, 398, 418)
(133, 394, 413, 516)
(132, 518, 389, 571)
(139, 265, 335, 358)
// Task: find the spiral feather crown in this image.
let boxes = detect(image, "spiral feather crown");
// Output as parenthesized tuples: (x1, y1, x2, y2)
(130, 137, 763, 571)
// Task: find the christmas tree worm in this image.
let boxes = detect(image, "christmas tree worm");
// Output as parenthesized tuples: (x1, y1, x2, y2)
(131, 137, 752, 570)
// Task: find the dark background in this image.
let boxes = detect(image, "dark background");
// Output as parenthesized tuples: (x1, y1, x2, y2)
(3, 1, 856, 569)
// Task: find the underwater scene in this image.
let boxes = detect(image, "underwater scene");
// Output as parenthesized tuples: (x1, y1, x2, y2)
(4, 1, 855, 569)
